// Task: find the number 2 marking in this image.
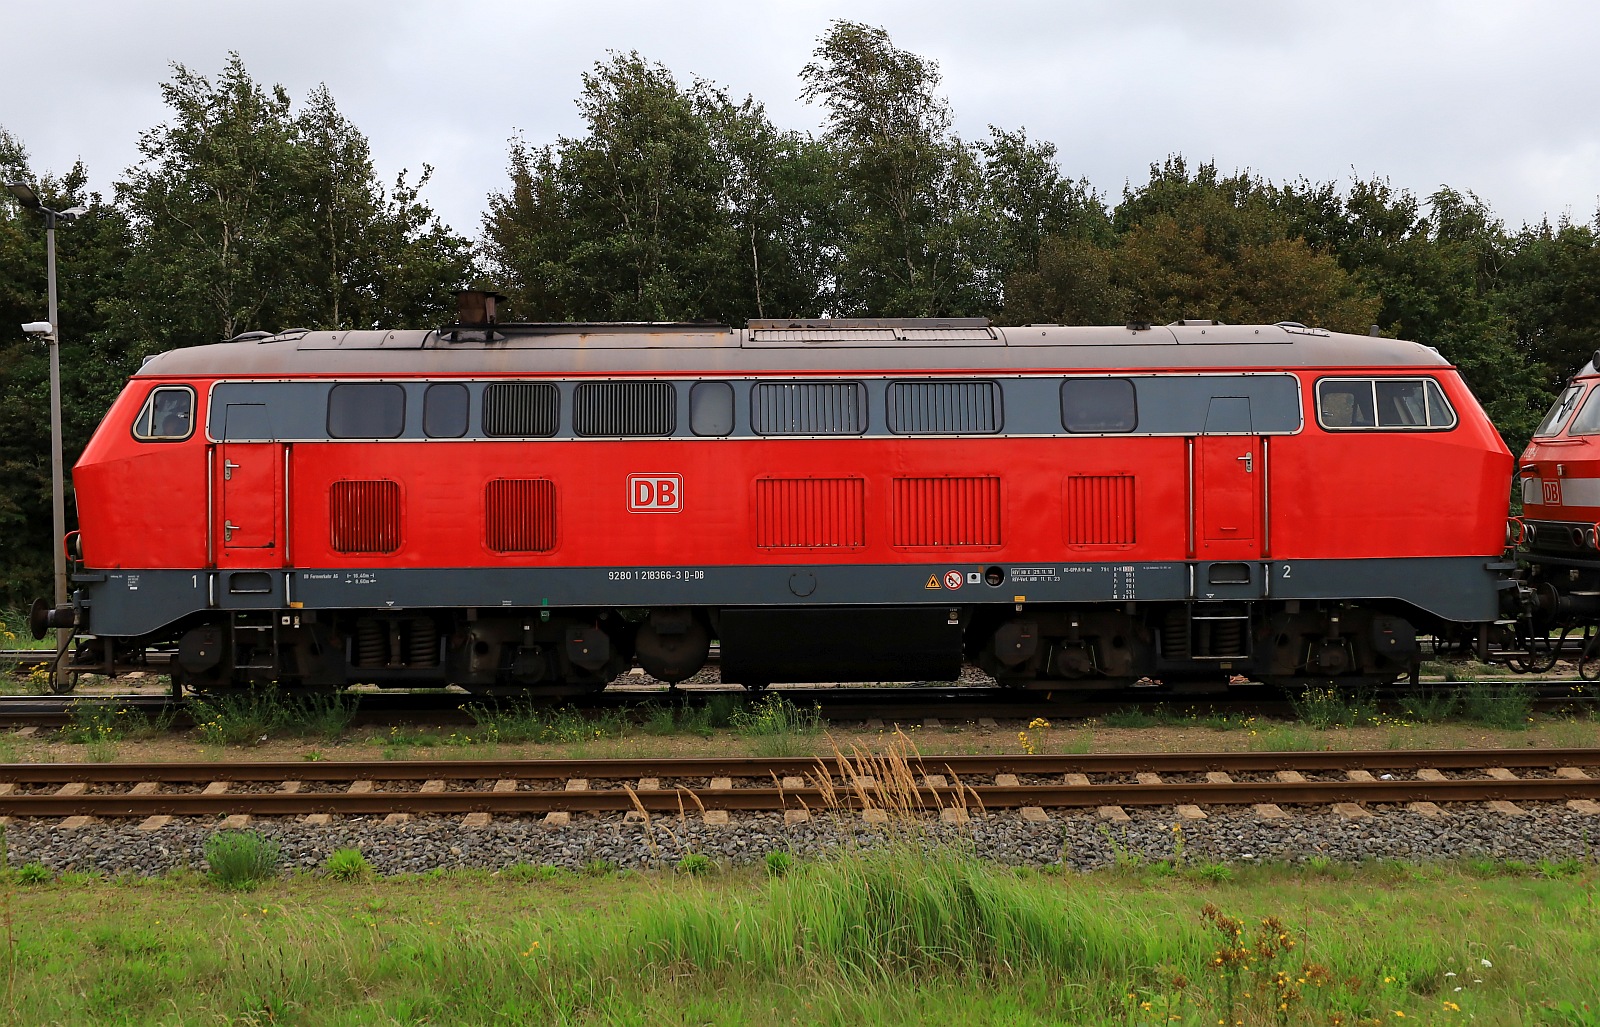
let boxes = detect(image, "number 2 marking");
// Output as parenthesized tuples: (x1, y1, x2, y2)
(1281, 564, 1292, 578)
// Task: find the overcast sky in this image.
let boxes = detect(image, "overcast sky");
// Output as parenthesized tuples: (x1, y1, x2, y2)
(4, 0, 1598, 239)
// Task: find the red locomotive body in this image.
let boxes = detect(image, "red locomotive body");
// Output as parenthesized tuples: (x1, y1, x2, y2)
(63, 317, 1512, 693)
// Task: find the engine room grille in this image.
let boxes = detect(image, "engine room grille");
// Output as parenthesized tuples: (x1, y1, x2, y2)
(1063, 474, 1136, 545)
(329, 480, 402, 554)
(892, 476, 1001, 547)
(485, 478, 558, 553)
(482, 382, 560, 437)
(752, 381, 866, 435)
(887, 380, 1001, 434)
(755, 477, 865, 548)
(573, 381, 676, 436)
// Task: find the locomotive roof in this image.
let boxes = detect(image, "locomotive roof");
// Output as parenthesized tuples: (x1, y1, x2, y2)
(135, 320, 1452, 378)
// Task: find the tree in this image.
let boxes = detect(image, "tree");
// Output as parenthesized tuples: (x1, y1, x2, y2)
(484, 53, 830, 323)
(800, 20, 996, 316)
(0, 129, 137, 606)
(117, 55, 470, 348)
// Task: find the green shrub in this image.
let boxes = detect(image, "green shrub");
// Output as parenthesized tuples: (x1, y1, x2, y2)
(323, 848, 373, 881)
(764, 850, 796, 878)
(1290, 687, 1377, 729)
(582, 859, 617, 878)
(189, 692, 294, 746)
(1398, 689, 1459, 723)
(1192, 862, 1233, 883)
(290, 693, 360, 740)
(675, 853, 713, 877)
(1458, 682, 1533, 729)
(15, 862, 51, 884)
(204, 831, 280, 890)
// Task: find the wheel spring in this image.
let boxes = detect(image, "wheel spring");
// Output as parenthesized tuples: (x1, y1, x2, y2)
(1210, 620, 1246, 658)
(355, 618, 387, 667)
(1161, 609, 1190, 659)
(407, 618, 440, 667)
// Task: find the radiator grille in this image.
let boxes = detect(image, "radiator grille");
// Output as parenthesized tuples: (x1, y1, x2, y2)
(892, 476, 1001, 547)
(752, 381, 866, 435)
(754, 478, 865, 548)
(329, 480, 402, 554)
(888, 380, 1001, 434)
(485, 478, 558, 553)
(574, 381, 676, 436)
(483, 382, 560, 437)
(1064, 474, 1136, 545)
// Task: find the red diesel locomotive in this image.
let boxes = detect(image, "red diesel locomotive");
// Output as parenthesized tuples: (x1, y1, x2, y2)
(1511, 354, 1600, 668)
(47, 308, 1514, 694)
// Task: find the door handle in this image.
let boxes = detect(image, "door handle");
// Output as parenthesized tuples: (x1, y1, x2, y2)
(1237, 453, 1253, 473)
(225, 520, 240, 541)
(224, 459, 240, 481)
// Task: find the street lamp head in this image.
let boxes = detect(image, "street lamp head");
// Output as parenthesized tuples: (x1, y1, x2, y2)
(60, 204, 87, 221)
(4, 181, 42, 209)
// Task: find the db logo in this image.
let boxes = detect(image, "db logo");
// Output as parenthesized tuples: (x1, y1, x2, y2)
(629, 474, 682, 512)
(1543, 480, 1562, 506)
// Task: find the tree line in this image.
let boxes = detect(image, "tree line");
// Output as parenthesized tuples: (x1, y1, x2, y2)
(3, 20, 1598, 606)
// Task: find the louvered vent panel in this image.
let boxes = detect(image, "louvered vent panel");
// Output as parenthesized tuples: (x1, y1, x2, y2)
(755, 478, 865, 548)
(888, 380, 1000, 434)
(483, 382, 560, 437)
(1063, 475, 1136, 545)
(573, 382, 676, 436)
(892, 477, 1001, 547)
(329, 480, 402, 554)
(485, 479, 557, 553)
(752, 382, 865, 435)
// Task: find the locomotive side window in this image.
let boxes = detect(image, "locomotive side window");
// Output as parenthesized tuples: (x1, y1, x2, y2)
(1317, 378, 1457, 431)
(132, 386, 195, 441)
(423, 383, 469, 438)
(1316, 381, 1375, 428)
(483, 382, 560, 437)
(690, 382, 735, 436)
(1535, 385, 1585, 437)
(888, 379, 1001, 434)
(574, 381, 676, 436)
(752, 381, 866, 435)
(327, 383, 405, 439)
(1060, 377, 1136, 433)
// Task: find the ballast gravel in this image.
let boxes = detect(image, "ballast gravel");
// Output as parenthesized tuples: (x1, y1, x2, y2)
(3, 804, 1598, 877)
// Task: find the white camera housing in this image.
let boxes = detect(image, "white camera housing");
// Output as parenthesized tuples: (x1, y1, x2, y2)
(21, 321, 54, 335)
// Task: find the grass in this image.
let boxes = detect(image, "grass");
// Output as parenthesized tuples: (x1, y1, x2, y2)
(731, 693, 823, 757)
(203, 830, 280, 890)
(0, 851, 1594, 1024)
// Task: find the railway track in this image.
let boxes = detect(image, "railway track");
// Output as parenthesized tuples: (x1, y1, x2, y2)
(2, 749, 1597, 823)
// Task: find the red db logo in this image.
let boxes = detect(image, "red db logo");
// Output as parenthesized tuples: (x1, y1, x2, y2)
(629, 474, 682, 512)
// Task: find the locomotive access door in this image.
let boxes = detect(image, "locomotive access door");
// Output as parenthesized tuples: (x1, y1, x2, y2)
(1193, 397, 1263, 562)
(215, 403, 284, 564)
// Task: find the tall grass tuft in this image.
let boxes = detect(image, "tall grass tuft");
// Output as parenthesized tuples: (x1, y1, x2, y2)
(1290, 687, 1377, 729)
(1458, 682, 1534, 729)
(627, 845, 1156, 980)
(733, 695, 821, 756)
(204, 831, 280, 891)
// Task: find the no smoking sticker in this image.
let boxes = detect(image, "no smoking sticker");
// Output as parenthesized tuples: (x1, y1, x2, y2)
(943, 570, 964, 590)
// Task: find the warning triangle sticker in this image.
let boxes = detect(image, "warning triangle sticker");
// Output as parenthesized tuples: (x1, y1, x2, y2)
(924, 574, 942, 590)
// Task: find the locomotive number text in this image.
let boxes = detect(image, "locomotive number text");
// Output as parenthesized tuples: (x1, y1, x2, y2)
(608, 569, 706, 581)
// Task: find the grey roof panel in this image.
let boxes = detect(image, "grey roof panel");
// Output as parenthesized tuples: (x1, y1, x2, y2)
(134, 322, 1452, 378)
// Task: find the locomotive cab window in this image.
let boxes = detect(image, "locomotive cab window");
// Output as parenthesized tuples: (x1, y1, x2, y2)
(1566, 389, 1600, 436)
(328, 383, 406, 438)
(423, 383, 469, 438)
(1060, 377, 1136, 433)
(1316, 378, 1457, 431)
(1536, 385, 1586, 437)
(132, 386, 195, 441)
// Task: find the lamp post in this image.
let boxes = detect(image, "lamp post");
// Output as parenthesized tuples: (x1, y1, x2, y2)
(5, 181, 86, 633)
